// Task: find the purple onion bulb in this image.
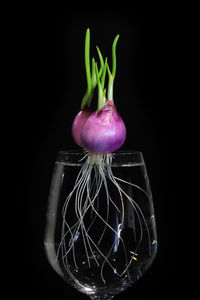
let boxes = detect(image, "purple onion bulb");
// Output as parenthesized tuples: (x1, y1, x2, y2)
(81, 101, 126, 154)
(72, 107, 92, 147)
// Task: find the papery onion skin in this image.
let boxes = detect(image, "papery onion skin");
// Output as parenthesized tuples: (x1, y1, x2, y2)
(72, 107, 92, 147)
(81, 101, 126, 154)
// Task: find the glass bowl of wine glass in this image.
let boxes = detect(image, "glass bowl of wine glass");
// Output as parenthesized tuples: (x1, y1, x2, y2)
(44, 150, 157, 300)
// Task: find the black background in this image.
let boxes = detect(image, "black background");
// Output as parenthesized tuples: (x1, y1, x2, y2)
(10, 5, 182, 299)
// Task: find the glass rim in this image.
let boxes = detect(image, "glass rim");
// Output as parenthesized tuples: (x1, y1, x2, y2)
(56, 150, 145, 167)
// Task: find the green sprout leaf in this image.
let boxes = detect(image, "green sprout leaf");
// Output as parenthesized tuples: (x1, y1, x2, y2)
(80, 30, 120, 110)
(91, 58, 96, 88)
(81, 29, 106, 109)
(101, 57, 107, 91)
(85, 28, 91, 95)
(96, 46, 104, 77)
(81, 28, 92, 109)
(112, 34, 120, 80)
(95, 61, 107, 111)
(107, 34, 120, 100)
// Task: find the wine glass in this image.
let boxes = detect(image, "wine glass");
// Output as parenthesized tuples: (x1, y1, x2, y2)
(44, 150, 157, 300)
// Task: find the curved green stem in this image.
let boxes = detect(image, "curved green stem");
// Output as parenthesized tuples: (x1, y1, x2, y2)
(101, 57, 107, 90)
(96, 46, 104, 77)
(107, 63, 113, 101)
(81, 28, 92, 109)
(85, 29, 92, 95)
(86, 58, 96, 107)
(107, 34, 120, 100)
(96, 60, 107, 111)
(112, 34, 119, 80)
(81, 30, 105, 109)
(87, 52, 105, 107)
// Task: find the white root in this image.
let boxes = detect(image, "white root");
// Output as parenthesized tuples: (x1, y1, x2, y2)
(56, 152, 151, 285)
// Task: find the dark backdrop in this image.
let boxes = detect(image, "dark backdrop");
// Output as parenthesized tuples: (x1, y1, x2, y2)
(12, 6, 180, 299)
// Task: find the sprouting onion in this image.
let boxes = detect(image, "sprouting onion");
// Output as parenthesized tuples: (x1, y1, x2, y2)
(72, 28, 126, 154)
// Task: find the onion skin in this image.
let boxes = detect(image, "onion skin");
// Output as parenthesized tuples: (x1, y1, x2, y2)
(72, 106, 92, 147)
(81, 101, 126, 154)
